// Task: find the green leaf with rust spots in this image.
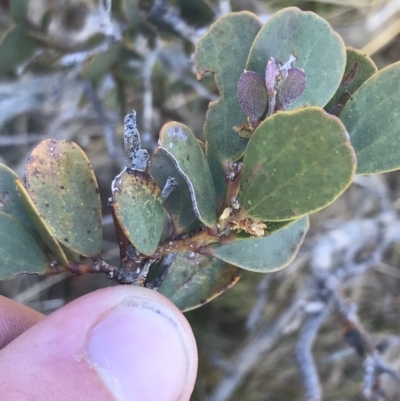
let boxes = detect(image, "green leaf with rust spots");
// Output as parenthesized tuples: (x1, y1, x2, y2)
(24, 139, 102, 257)
(0, 26, 38, 73)
(112, 169, 165, 256)
(159, 122, 217, 228)
(208, 217, 309, 272)
(149, 148, 200, 236)
(246, 7, 346, 110)
(206, 143, 227, 215)
(340, 61, 400, 174)
(325, 47, 378, 114)
(158, 252, 242, 312)
(81, 44, 122, 82)
(195, 12, 262, 163)
(240, 107, 356, 221)
(0, 163, 36, 235)
(15, 179, 69, 266)
(0, 212, 51, 280)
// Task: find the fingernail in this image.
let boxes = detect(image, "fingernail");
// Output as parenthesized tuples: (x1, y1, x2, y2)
(87, 297, 192, 401)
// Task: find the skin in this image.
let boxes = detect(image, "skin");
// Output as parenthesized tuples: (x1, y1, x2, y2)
(0, 286, 198, 401)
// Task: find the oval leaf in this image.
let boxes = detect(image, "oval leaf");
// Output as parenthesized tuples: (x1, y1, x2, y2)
(246, 7, 346, 110)
(237, 71, 267, 126)
(240, 107, 356, 221)
(149, 148, 200, 236)
(25, 139, 102, 257)
(340, 61, 400, 174)
(276, 68, 307, 111)
(159, 122, 217, 228)
(325, 47, 377, 114)
(0, 26, 38, 73)
(158, 252, 242, 311)
(15, 179, 70, 266)
(112, 169, 165, 256)
(195, 12, 262, 163)
(10, 0, 29, 23)
(0, 212, 50, 280)
(0, 163, 36, 234)
(206, 143, 227, 215)
(208, 217, 309, 272)
(81, 44, 122, 82)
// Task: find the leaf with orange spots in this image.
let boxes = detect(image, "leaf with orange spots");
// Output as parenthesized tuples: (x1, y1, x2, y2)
(15, 179, 70, 266)
(24, 139, 102, 257)
(112, 169, 165, 256)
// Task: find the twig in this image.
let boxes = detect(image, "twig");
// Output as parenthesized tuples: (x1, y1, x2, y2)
(363, 353, 400, 400)
(296, 304, 333, 401)
(207, 298, 306, 401)
(148, 0, 198, 43)
(245, 274, 269, 330)
(0, 134, 48, 147)
(13, 272, 70, 304)
(142, 44, 160, 143)
(82, 81, 125, 169)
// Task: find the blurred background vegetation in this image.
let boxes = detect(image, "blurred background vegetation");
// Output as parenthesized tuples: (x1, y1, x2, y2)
(1, 0, 400, 400)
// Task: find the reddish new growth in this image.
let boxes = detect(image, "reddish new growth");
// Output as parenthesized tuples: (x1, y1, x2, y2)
(236, 54, 307, 132)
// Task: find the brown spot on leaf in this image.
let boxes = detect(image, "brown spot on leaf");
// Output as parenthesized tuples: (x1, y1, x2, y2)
(341, 62, 359, 87)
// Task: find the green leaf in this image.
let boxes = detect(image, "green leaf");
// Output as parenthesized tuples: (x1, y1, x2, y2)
(206, 143, 227, 214)
(158, 252, 242, 311)
(112, 169, 165, 256)
(340, 61, 400, 174)
(208, 217, 309, 272)
(0, 163, 36, 235)
(81, 44, 122, 82)
(0, 212, 51, 280)
(240, 107, 356, 221)
(149, 148, 200, 236)
(0, 26, 38, 73)
(177, 0, 214, 27)
(246, 7, 346, 110)
(25, 139, 102, 257)
(15, 179, 70, 266)
(159, 122, 217, 228)
(10, 0, 29, 23)
(195, 12, 262, 163)
(325, 47, 378, 114)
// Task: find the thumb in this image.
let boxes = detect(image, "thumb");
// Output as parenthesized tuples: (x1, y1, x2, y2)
(0, 286, 198, 401)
